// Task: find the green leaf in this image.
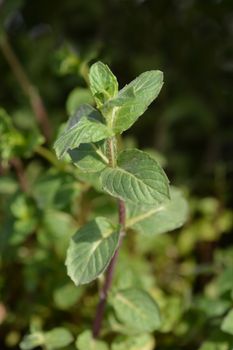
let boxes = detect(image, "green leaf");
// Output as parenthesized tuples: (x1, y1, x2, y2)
(216, 267, 233, 295)
(69, 142, 108, 172)
(101, 70, 163, 133)
(53, 283, 83, 310)
(89, 61, 118, 108)
(20, 332, 44, 350)
(101, 149, 169, 205)
(54, 104, 113, 158)
(0, 176, 18, 194)
(66, 217, 119, 285)
(44, 328, 74, 349)
(110, 288, 161, 333)
(221, 309, 233, 335)
(127, 187, 188, 235)
(76, 330, 109, 350)
(66, 87, 94, 115)
(111, 334, 155, 350)
(199, 341, 230, 350)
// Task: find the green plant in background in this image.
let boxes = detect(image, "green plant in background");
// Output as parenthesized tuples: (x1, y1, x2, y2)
(51, 62, 187, 347)
(1, 45, 232, 349)
(0, 0, 233, 348)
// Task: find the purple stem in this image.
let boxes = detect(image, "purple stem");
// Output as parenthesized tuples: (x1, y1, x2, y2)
(92, 199, 126, 338)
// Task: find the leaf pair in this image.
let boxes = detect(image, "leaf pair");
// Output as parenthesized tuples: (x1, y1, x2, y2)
(90, 62, 163, 133)
(54, 61, 164, 159)
(66, 187, 188, 287)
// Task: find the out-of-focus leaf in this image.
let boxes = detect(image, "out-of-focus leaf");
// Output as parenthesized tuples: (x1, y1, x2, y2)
(44, 327, 74, 349)
(19, 332, 44, 350)
(53, 283, 83, 310)
(76, 330, 109, 350)
(66, 87, 94, 115)
(221, 309, 233, 335)
(111, 334, 155, 350)
(110, 288, 161, 333)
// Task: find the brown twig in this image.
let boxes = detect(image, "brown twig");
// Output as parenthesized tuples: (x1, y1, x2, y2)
(0, 34, 52, 143)
(10, 158, 28, 192)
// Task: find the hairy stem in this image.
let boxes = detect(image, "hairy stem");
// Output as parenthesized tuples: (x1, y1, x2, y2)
(106, 137, 116, 168)
(0, 34, 52, 143)
(92, 136, 126, 338)
(92, 199, 126, 338)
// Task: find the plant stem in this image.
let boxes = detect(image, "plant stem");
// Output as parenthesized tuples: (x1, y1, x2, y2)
(92, 199, 126, 338)
(10, 158, 28, 192)
(92, 136, 126, 338)
(106, 137, 116, 168)
(0, 34, 52, 143)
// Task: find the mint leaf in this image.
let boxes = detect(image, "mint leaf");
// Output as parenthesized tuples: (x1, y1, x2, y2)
(66, 217, 119, 285)
(20, 332, 44, 350)
(20, 328, 74, 350)
(102, 70, 163, 133)
(127, 187, 188, 235)
(221, 309, 233, 335)
(111, 288, 161, 333)
(69, 142, 108, 173)
(89, 61, 118, 108)
(100, 149, 169, 205)
(53, 283, 83, 310)
(54, 104, 113, 158)
(111, 334, 155, 350)
(44, 328, 74, 349)
(66, 87, 94, 115)
(76, 330, 109, 350)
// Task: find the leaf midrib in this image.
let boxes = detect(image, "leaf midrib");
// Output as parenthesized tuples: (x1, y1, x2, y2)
(104, 165, 168, 200)
(115, 293, 148, 321)
(126, 205, 165, 228)
(68, 228, 116, 284)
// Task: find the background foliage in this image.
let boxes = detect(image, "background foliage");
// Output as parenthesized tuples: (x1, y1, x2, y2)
(0, 0, 232, 349)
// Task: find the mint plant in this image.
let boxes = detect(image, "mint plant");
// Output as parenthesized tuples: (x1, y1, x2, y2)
(53, 61, 188, 345)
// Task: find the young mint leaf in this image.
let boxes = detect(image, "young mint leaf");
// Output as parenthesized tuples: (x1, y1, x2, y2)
(127, 187, 188, 235)
(101, 70, 163, 133)
(89, 61, 118, 108)
(110, 288, 161, 333)
(66, 217, 120, 285)
(100, 149, 169, 205)
(69, 142, 108, 173)
(54, 104, 113, 159)
(76, 330, 109, 350)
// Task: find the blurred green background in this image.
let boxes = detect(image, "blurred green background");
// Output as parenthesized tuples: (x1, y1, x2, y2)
(0, 1, 233, 349)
